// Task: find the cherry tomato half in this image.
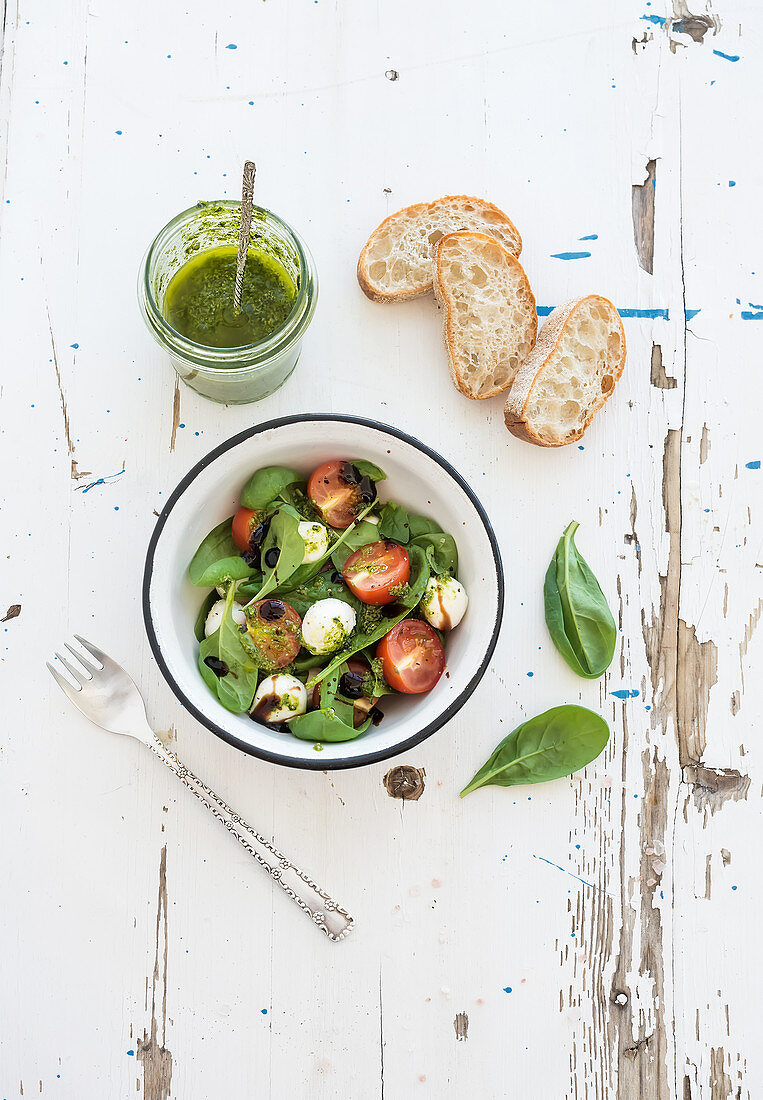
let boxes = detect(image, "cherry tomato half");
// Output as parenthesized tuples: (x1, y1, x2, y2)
(376, 620, 446, 695)
(310, 658, 379, 728)
(307, 460, 376, 529)
(342, 541, 410, 606)
(232, 507, 262, 554)
(244, 599, 302, 670)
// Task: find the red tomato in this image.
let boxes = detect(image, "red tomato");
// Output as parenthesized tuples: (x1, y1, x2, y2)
(231, 507, 261, 553)
(307, 460, 376, 529)
(244, 599, 302, 670)
(342, 541, 410, 605)
(377, 620, 446, 694)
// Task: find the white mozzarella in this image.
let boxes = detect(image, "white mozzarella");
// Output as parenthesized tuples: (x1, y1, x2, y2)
(420, 576, 468, 631)
(298, 520, 330, 564)
(251, 674, 307, 724)
(301, 598, 357, 655)
(204, 599, 246, 637)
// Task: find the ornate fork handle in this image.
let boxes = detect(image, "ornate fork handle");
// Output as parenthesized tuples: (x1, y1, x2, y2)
(147, 734, 353, 942)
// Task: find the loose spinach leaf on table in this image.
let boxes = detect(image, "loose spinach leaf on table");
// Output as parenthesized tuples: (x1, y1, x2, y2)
(306, 544, 430, 688)
(198, 586, 260, 713)
(240, 466, 303, 510)
(189, 518, 257, 588)
(544, 521, 616, 679)
(412, 531, 458, 576)
(460, 705, 610, 797)
(350, 460, 387, 483)
(194, 590, 218, 642)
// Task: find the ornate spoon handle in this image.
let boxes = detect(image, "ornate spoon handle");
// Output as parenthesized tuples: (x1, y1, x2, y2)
(233, 159, 256, 311)
(147, 733, 354, 942)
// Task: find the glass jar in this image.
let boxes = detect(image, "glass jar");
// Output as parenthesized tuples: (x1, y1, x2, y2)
(138, 201, 318, 404)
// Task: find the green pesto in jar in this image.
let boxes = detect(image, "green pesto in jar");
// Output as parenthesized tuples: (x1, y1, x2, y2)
(163, 245, 297, 349)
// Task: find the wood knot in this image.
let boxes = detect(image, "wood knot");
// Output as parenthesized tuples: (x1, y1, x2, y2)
(383, 765, 425, 801)
(453, 1012, 469, 1041)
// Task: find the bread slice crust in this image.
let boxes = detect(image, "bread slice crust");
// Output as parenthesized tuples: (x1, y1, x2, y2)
(357, 195, 522, 303)
(504, 295, 625, 446)
(433, 230, 537, 400)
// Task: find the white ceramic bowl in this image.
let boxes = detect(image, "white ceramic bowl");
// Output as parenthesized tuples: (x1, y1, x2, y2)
(143, 415, 504, 769)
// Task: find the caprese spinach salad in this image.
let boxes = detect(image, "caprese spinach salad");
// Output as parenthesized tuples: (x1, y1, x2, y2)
(188, 459, 468, 743)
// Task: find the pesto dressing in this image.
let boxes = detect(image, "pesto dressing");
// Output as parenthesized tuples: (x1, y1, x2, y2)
(163, 244, 297, 349)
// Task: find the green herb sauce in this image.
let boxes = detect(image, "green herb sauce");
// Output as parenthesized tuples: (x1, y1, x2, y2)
(163, 245, 297, 349)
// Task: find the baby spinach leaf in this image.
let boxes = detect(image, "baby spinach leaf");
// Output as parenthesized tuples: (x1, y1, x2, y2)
(460, 705, 610, 797)
(189, 518, 256, 587)
(412, 531, 458, 576)
(407, 513, 443, 539)
(330, 519, 382, 570)
(246, 504, 306, 602)
(240, 466, 302, 510)
(306, 544, 430, 687)
(351, 460, 387, 483)
(377, 502, 411, 543)
(268, 500, 377, 595)
(288, 707, 371, 743)
(198, 587, 260, 713)
(278, 482, 320, 520)
(277, 573, 360, 618)
(544, 521, 616, 679)
(194, 590, 218, 643)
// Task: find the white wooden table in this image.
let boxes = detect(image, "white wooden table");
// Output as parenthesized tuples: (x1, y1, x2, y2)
(1, 2, 761, 1096)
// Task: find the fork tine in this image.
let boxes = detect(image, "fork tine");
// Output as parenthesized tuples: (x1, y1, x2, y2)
(47, 660, 83, 698)
(54, 652, 86, 685)
(64, 641, 98, 676)
(73, 634, 106, 668)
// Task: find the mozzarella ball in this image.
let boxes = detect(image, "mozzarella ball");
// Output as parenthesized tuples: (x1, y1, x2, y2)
(301, 598, 357, 655)
(298, 520, 330, 564)
(205, 599, 246, 637)
(420, 576, 468, 631)
(252, 674, 307, 724)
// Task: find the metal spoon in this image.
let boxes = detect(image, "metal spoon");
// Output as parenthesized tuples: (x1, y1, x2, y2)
(233, 160, 257, 312)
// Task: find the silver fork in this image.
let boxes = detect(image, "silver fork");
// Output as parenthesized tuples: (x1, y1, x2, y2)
(47, 636, 354, 942)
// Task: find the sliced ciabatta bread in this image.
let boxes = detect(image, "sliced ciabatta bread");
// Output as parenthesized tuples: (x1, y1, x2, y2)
(504, 295, 625, 446)
(357, 196, 522, 303)
(432, 230, 537, 400)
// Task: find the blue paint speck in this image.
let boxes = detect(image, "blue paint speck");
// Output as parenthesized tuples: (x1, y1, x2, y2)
(225, 42, 237, 49)
(641, 13, 667, 26)
(579, 233, 598, 241)
(70, 342, 79, 349)
(729, 181, 736, 187)
(261, 1008, 268, 1014)
(503, 986, 512, 993)
(114, 506, 119, 511)
(732, 885, 738, 891)
(115, 130, 122, 135)
(127, 1049, 135, 1056)
(611, 689, 639, 700)
(550, 251, 591, 261)
(527, 671, 534, 678)
(713, 49, 740, 61)
(745, 460, 760, 469)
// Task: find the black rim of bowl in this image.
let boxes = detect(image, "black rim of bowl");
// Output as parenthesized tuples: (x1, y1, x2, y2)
(142, 413, 505, 771)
